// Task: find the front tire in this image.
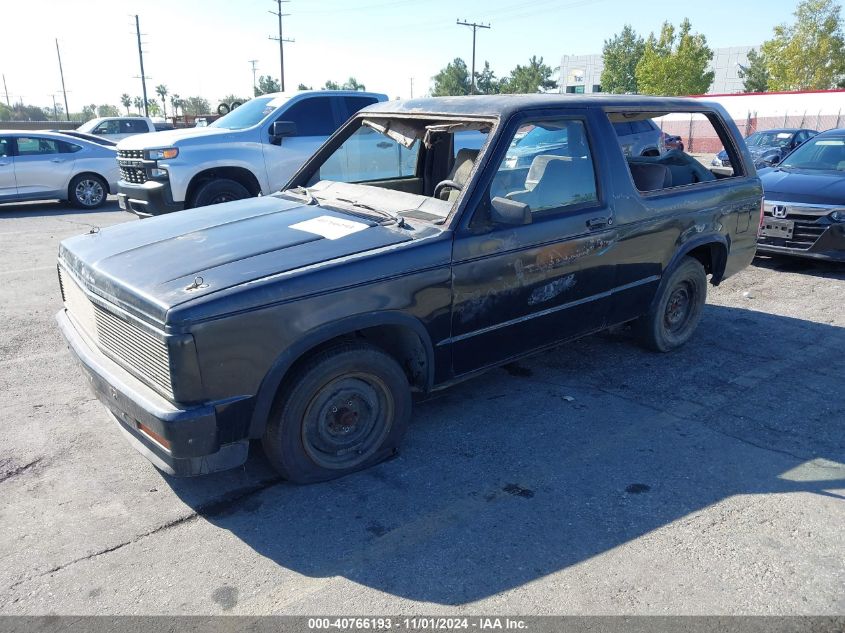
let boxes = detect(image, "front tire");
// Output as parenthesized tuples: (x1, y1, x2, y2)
(634, 257, 707, 352)
(189, 178, 250, 208)
(262, 343, 412, 484)
(69, 174, 107, 209)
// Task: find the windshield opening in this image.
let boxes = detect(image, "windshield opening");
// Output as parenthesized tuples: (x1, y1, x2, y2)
(210, 97, 283, 130)
(780, 136, 845, 171)
(286, 116, 492, 222)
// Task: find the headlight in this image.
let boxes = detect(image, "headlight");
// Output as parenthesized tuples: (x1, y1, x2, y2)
(147, 147, 178, 160)
(829, 210, 845, 222)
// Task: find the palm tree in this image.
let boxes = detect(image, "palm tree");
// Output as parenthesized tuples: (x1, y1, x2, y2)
(155, 84, 168, 118)
(170, 93, 181, 117)
(132, 96, 143, 115)
(120, 93, 131, 115)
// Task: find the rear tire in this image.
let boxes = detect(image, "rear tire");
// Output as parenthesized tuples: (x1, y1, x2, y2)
(189, 178, 250, 208)
(69, 174, 108, 209)
(262, 343, 412, 484)
(634, 257, 707, 352)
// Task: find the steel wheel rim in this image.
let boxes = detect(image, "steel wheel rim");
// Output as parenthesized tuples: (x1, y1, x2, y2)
(210, 193, 236, 205)
(75, 179, 104, 207)
(301, 373, 394, 470)
(664, 281, 694, 333)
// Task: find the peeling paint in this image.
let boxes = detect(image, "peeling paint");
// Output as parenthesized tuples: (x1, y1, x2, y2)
(528, 274, 577, 306)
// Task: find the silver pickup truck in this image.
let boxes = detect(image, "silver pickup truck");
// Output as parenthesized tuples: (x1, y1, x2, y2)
(116, 90, 387, 217)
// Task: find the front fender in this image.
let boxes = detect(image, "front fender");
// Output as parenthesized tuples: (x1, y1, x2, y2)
(246, 311, 435, 438)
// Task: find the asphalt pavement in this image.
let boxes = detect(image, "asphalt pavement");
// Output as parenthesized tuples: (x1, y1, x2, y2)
(0, 198, 843, 615)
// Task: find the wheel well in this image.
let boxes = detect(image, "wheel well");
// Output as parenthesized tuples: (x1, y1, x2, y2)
(284, 325, 429, 393)
(185, 167, 261, 207)
(686, 242, 727, 285)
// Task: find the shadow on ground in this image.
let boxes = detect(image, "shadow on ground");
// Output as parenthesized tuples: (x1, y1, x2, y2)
(162, 304, 845, 605)
(0, 199, 123, 218)
(753, 253, 845, 280)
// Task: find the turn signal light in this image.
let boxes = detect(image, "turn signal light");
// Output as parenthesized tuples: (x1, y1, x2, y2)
(137, 422, 171, 450)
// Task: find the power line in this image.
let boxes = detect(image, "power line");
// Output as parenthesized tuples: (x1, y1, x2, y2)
(456, 19, 490, 94)
(268, 0, 294, 92)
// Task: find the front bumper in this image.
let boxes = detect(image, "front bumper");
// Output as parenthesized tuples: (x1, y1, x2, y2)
(56, 309, 248, 476)
(117, 180, 184, 218)
(757, 217, 845, 262)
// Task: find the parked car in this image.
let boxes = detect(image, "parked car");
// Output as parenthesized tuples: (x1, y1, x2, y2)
(56, 95, 761, 480)
(713, 128, 817, 169)
(76, 116, 158, 142)
(115, 90, 388, 217)
(757, 128, 845, 261)
(0, 131, 118, 208)
(613, 118, 664, 157)
(662, 132, 684, 152)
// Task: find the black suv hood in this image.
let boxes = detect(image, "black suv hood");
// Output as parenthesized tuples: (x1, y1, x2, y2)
(759, 167, 845, 205)
(59, 195, 412, 324)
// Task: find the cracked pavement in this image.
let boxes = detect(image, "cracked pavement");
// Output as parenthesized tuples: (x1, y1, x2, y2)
(0, 199, 843, 615)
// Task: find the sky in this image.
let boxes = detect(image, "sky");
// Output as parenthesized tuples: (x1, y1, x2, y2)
(1, 0, 803, 115)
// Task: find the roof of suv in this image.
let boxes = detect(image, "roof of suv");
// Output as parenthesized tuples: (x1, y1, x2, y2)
(362, 94, 721, 117)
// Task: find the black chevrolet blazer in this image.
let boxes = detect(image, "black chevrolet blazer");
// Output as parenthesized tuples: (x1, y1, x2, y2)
(56, 95, 763, 482)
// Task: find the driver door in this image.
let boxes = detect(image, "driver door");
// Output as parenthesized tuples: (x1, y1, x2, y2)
(449, 112, 618, 375)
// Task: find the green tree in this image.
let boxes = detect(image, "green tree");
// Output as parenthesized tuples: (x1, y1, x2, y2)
(255, 75, 280, 96)
(601, 25, 645, 93)
(132, 96, 143, 114)
(170, 93, 181, 116)
(342, 77, 365, 91)
(635, 19, 714, 95)
(297, 83, 312, 90)
(322, 80, 341, 90)
(475, 61, 499, 94)
(155, 84, 168, 117)
(738, 49, 770, 92)
(97, 104, 120, 117)
(432, 58, 471, 96)
(183, 96, 210, 115)
(120, 93, 131, 115)
(81, 104, 97, 121)
(761, 0, 845, 90)
(0, 103, 11, 121)
(220, 94, 248, 106)
(499, 56, 557, 93)
(146, 100, 160, 116)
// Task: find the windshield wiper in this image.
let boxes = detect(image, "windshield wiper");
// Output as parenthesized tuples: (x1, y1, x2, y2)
(334, 197, 406, 226)
(282, 186, 319, 205)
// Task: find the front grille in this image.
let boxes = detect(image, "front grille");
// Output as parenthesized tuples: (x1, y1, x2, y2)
(117, 149, 148, 185)
(759, 211, 828, 250)
(59, 267, 173, 398)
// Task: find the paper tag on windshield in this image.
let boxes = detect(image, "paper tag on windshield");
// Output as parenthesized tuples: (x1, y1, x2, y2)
(289, 215, 370, 240)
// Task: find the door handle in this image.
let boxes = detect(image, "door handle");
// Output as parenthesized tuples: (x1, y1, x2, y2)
(51, 158, 64, 163)
(586, 216, 612, 230)
(0, 161, 8, 166)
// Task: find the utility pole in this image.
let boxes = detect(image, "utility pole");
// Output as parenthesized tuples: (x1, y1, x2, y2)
(456, 19, 490, 94)
(268, 0, 294, 92)
(135, 15, 149, 117)
(51, 94, 59, 121)
(249, 59, 259, 95)
(55, 39, 70, 120)
(410, 77, 414, 99)
(2, 74, 9, 106)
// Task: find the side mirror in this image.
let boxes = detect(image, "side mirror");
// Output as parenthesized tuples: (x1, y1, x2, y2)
(768, 155, 781, 165)
(490, 196, 531, 225)
(271, 120, 297, 141)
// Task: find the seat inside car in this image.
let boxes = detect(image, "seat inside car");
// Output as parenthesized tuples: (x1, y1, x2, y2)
(439, 148, 480, 201)
(506, 154, 596, 210)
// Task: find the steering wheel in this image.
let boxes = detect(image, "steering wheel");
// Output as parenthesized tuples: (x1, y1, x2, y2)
(434, 179, 463, 198)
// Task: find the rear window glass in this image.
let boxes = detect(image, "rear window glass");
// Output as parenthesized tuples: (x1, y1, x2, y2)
(283, 98, 338, 137)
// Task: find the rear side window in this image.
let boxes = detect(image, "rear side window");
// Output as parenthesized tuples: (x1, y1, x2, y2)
(282, 98, 338, 136)
(124, 119, 149, 133)
(15, 137, 60, 155)
(607, 111, 743, 194)
(59, 141, 82, 153)
(0, 138, 10, 157)
(341, 96, 377, 121)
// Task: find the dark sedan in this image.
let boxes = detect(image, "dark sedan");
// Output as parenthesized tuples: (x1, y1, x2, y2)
(758, 129, 845, 261)
(713, 128, 817, 169)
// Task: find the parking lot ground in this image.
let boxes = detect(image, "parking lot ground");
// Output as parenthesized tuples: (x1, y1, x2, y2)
(0, 200, 843, 615)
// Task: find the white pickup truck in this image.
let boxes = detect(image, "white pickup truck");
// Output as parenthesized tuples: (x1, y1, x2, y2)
(77, 116, 159, 142)
(115, 90, 387, 216)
